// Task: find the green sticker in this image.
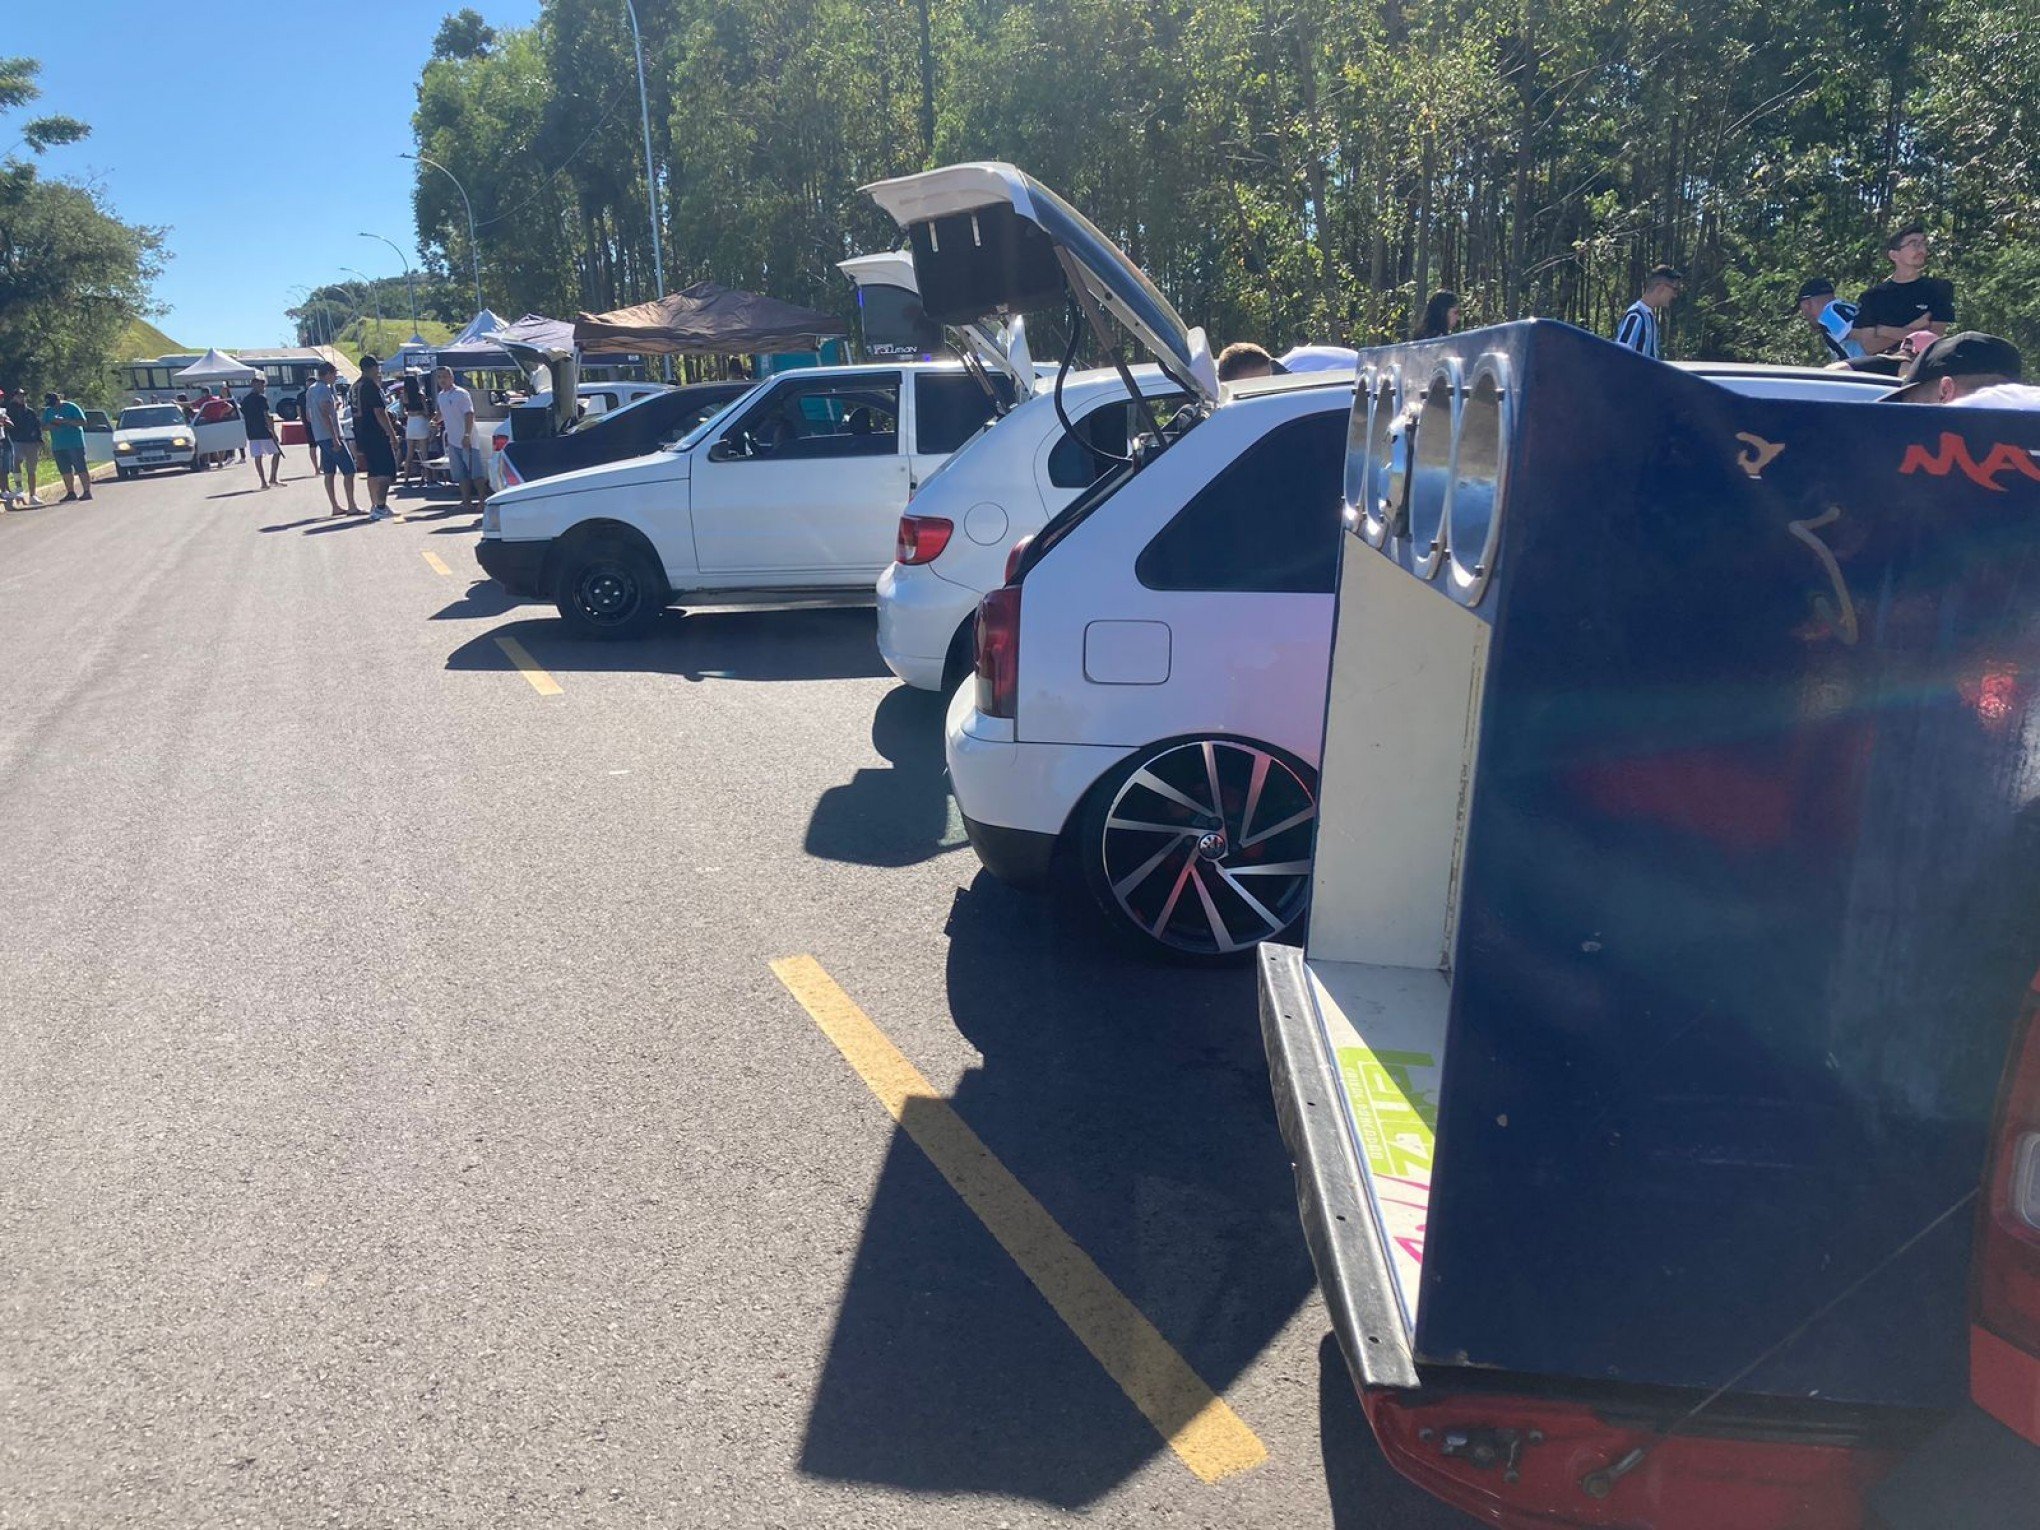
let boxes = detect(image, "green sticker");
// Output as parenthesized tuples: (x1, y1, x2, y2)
(1336, 1046, 1438, 1180)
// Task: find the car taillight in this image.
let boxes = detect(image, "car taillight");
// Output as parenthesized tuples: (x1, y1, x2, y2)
(1974, 976, 2040, 1442)
(491, 429, 510, 454)
(896, 514, 953, 565)
(499, 456, 522, 488)
(1004, 534, 1034, 584)
(975, 586, 1021, 719)
(1361, 1389, 1895, 1530)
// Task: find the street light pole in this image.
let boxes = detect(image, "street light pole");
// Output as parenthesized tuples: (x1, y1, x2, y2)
(403, 151, 483, 315)
(620, 0, 667, 305)
(341, 266, 381, 341)
(358, 231, 418, 334)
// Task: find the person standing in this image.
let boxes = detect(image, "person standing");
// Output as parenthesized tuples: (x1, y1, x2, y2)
(1614, 266, 1684, 360)
(241, 374, 282, 488)
(192, 387, 239, 468)
(306, 361, 359, 516)
(400, 374, 431, 485)
(1847, 226, 1955, 355)
(41, 390, 92, 502)
(433, 365, 483, 511)
(351, 355, 401, 519)
(0, 397, 14, 510)
(5, 388, 44, 507)
(1413, 290, 1462, 340)
(1793, 279, 1862, 362)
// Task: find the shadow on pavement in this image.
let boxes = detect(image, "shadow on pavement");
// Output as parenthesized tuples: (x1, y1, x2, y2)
(1319, 1335, 1475, 1528)
(301, 516, 380, 535)
(444, 607, 890, 683)
(427, 519, 484, 535)
(258, 517, 331, 533)
(803, 687, 962, 867)
(206, 488, 265, 500)
(430, 581, 519, 622)
(798, 873, 1317, 1506)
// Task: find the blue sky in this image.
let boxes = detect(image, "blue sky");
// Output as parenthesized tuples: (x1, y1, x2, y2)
(8, 0, 541, 350)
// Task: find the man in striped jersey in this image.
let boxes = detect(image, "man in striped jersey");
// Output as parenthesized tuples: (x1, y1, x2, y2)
(1613, 266, 1684, 360)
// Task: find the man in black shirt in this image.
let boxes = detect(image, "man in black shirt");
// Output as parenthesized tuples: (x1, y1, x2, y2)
(240, 374, 282, 488)
(351, 355, 402, 519)
(1847, 225, 1955, 355)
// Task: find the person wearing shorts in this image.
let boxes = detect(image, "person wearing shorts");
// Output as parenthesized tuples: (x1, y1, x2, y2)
(350, 355, 401, 519)
(401, 374, 431, 485)
(240, 374, 282, 488)
(41, 391, 92, 502)
(5, 387, 43, 506)
(433, 366, 484, 511)
(305, 363, 359, 516)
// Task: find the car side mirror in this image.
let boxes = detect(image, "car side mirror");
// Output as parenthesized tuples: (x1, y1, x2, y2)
(706, 432, 748, 463)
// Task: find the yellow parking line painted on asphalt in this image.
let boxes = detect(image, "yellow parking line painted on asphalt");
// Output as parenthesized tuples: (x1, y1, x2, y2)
(420, 549, 453, 576)
(769, 954, 1269, 1485)
(494, 636, 563, 696)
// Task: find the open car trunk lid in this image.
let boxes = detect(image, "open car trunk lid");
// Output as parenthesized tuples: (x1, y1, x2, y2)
(1263, 320, 2040, 1527)
(860, 161, 1215, 406)
(837, 251, 1034, 398)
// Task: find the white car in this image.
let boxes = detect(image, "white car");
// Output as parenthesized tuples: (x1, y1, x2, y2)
(875, 162, 1898, 961)
(110, 403, 198, 476)
(475, 362, 1014, 636)
(876, 364, 1187, 692)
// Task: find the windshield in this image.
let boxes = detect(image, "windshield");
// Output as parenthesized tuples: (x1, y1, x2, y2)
(120, 406, 184, 430)
(569, 389, 663, 435)
(671, 385, 759, 453)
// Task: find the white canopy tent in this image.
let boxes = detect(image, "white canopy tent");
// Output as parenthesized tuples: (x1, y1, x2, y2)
(172, 348, 261, 384)
(449, 309, 508, 347)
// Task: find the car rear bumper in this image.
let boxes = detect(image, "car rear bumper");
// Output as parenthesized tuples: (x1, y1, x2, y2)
(475, 537, 551, 600)
(876, 561, 976, 691)
(943, 685, 1131, 885)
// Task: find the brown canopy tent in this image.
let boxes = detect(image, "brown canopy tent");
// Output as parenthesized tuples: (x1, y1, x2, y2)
(573, 281, 849, 356)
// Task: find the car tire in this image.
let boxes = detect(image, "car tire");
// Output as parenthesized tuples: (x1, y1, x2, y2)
(552, 536, 666, 640)
(1077, 736, 1319, 965)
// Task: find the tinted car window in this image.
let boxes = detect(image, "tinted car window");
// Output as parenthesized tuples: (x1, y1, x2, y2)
(1135, 408, 1346, 595)
(915, 372, 1012, 455)
(1047, 394, 1187, 488)
(726, 374, 901, 461)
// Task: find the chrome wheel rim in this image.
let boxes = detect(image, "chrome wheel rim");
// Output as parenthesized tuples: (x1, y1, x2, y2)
(1099, 740, 1316, 955)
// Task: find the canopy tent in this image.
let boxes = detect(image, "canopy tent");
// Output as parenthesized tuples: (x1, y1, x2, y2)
(173, 348, 261, 384)
(573, 281, 848, 356)
(488, 313, 578, 359)
(450, 309, 508, 347)
(395, 332, 437, 370)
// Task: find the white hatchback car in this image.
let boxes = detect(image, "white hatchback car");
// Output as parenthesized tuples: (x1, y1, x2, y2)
(876, 364, 1186, 692)
(875, 161, 1899, 962)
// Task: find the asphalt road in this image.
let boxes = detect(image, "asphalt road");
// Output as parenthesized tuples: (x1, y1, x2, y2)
(0, 461, 1468, 1528)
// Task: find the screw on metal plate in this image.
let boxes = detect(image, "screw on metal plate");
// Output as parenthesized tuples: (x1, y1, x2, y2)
(1437, 1427, 1536, 1483)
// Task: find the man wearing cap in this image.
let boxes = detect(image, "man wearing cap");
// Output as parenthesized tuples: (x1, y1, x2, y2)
(1848, 226, 1954, 355)
(1794, 279, 1862, 362)
(1884, 332, 2038, 409)
(350, 355, 401, 519)
(1614, 266, 1683, 360)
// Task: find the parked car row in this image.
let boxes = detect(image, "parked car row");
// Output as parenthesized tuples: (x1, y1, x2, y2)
(459, 161, 2040, 1526)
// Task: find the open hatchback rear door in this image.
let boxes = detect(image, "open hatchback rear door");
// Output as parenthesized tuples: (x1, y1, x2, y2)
(1262, 320, 2040, 1528)
(861, 161, 1217, 409)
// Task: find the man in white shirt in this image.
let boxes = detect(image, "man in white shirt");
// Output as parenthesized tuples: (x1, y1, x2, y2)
(434, 366, 483, 509)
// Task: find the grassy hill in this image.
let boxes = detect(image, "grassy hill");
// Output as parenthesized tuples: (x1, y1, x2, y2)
(119, 315, 187, 359)
(324, 317, 458, 360)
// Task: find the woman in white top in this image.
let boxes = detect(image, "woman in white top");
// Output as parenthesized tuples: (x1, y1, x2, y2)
(401, 374, 431, 485)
